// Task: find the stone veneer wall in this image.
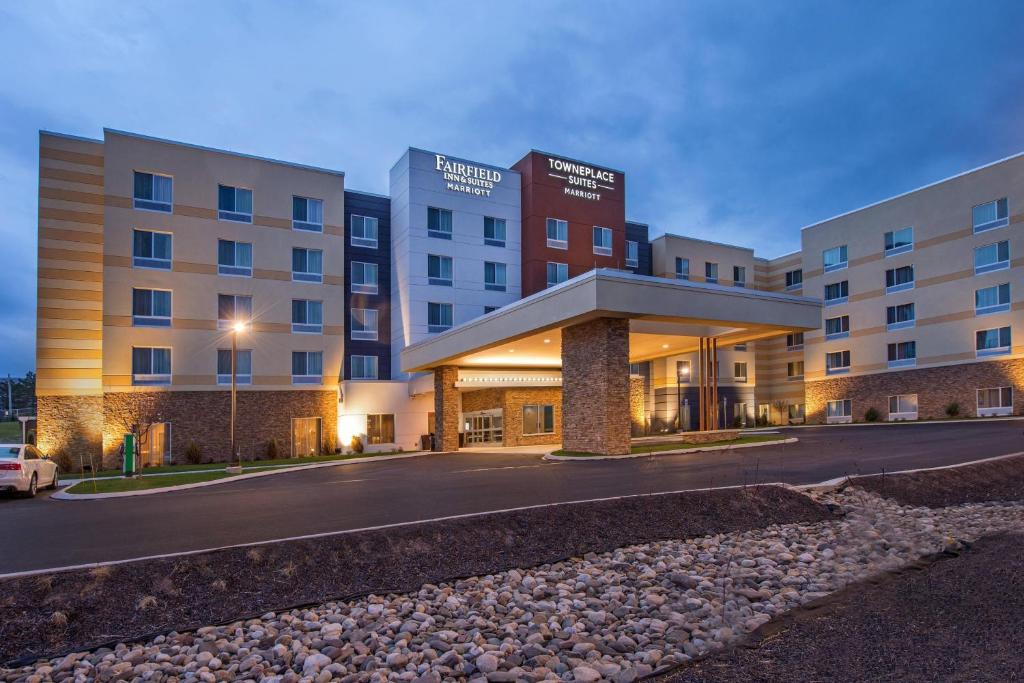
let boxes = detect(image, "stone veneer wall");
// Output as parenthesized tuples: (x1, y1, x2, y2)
(805, 358, 1024, 423)
(36, 394, 104, 467)
(101, 390, 338, 467)
(462, 387, 564, 447)
(629, 376, 646, 436)
(433, 366, 460, 452)
(561, 318, 631, 455)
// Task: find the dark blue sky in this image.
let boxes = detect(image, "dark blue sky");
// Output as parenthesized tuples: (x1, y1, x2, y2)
(2, 1, 1023, 375)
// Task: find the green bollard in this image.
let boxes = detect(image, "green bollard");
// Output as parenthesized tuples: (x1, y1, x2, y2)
(123, 433, 135, 477)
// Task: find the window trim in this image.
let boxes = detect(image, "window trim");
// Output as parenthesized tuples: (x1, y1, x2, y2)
(784, 268, 803, 291)
(675, 257, 690, 281)
(522, 404, 556, 435)
(217, 348, 253, 386)
(350, 261, 379, 295)
(977, 386, 1013, 416)
(484, 216, 506, 248)
(975, 283, 1011, 317)
(350, 354, 379, 380)
(823, 245, 848, 273)
(976, 325, 1011, 358)
(824, 314, 850, 340)
(972, 198, 1009, 234)
(824, 280, 849, 307)
(786, 332, 804, 351)
(887, 340, 917, 369)
(427, 301, 454, 334)
(292, 247, 324, 284)
(217, 294, 253, 331)
(292, 195, 324, 232)
(825, 350, 851, 375)
(132, 229, 173, 270)
(826, 398, 853, 424)
(427, 253, 454, 287)
(132, 171, 174, 213)
(887, 393, 918, 421)
(625, 240, 639, 268)
(350, 214, 379, 249)
(786, 360, 804, 381)
(484, 261, 507, 292)
(732, 265, 746, 288)
(733, 362, 748, 383)
(217, 239, 253, 278)
(974, 240, 1010, 275)
(546, 218, 568, 250)
(427, 206, 453, 240)
(291, 299, 324, 335)
(131, 287, 172, 328)
(131, 346, 172, 386)
(886, 302, 916, 331)
(546, 261, 569, 288)
(705, 262, 719, 284)
(885, 265, 915, 294)
(592, 226, 613, 256)
(350, 308, 379, 341)
(217, 184, 254, 224)
(291, 351, 324, 385)
(884, 227, 914, 257)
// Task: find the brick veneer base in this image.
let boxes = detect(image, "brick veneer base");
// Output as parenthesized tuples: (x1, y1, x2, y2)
(101, 389, 337, 467)
(462, 387, 563, 447)
(561, 317, 632, 455)
(433, 366, 460, 451)
(805, 358, 1024, 423)
(36, 394, 104, 467)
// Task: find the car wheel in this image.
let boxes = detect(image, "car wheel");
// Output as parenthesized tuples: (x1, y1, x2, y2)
(49, 467, 60, 490)
(25, 474, 37, 498)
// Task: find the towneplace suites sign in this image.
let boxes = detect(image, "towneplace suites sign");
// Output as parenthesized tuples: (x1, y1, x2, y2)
(435, 154, 502, 197)
(546, 156, 616, 201)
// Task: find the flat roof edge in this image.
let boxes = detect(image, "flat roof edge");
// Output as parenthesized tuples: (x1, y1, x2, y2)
(39, 130, 104, 145)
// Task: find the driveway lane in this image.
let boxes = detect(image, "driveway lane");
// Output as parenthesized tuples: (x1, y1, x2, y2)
(1, 421, 1022, 573)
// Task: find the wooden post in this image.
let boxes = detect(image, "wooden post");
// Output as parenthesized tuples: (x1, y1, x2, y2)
(711, 338, 719, 430)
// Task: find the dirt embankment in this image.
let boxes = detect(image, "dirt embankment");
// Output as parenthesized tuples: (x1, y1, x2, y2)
(848, 453, 1024, 507)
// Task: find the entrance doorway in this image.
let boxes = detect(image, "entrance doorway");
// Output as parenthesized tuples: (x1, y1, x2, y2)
(140, 422, 171, 467)
(292, 417, 322, 457)
(463, 409, 503, 445)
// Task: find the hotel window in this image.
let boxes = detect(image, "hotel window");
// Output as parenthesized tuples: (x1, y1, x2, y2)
(132, 230, 177, 274)
(292, 299, 323, 334)
(350, 355, 379, 380)
(977, 386, 1013, 416)
(976, 326, 1011, 357)
(546, 218, 568, 249)
(217, 239, 253, 277)
(972, 197, 1009, 233)
(367, 414, 395, 444)
(885, 265, 915, 293)
(785, 268, 803, 291)
(676, 257, 690, 280)
(786, 332, 804, 350)
(625, 240, 639, 268)
(884, 227, 914, 257)
(705, 262, 718, 284)
(888, 394, 918, 420)
(886, 302, 916, 331)
(292, 247, 323, 283)
(133, 171, 173, 213)
(132, 347, 171, 385)
(523, 404, 555, 435)
(827, 399, 852, 423)
(351, 261, 378, 294)
(789, 404, 805, 421)
(484, 305, 498, 314)
(428, 254, 453, 286)
(484, 217, 506, 247)
(734, 362, 748, 382)
(291, 351, 323, 384)
(546, 262, 569, 287)
(218, 184, 253, 223)
(428, 302, 453, 333)
(976, 283, 1010, 316)
(428, 207, 453, 239)
(823, 245, 848, 273)
(826, 350, 850, 375)
(629, 362, 644, 376)
(217, 349, 252, 385)
(351, 215, 379, 249)
(887, 341, 917, 368)
(132, 288, 171, 327)
(350, 308, 378, 341)
(733, 266, 747, 287)
(132, 229, 172, 270)
(825, 315, 849, 340)
(824, 280, 849, 306)
(292, 196, 323, 232)
(734, 344, 747, 352)
(787, 361, 804, 380)
(484, 261, 507, 292)
(974, 240, 1010, 275)
(592, 227, 612, 256)
(217, 294, 252, 330)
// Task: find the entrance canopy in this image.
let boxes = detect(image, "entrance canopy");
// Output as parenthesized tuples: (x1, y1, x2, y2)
(401, 269, 821, 373)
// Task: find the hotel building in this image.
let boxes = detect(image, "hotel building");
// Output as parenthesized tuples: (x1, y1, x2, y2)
(34, 128, 1024, 462)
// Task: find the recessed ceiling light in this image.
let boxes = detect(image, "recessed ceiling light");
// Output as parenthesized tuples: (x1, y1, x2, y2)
(543, 338, 551, 344)
(662, 343, 670, 349)
(508, 348, 515, 352)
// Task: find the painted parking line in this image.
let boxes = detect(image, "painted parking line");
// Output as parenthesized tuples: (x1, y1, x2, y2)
(451, 463, 560, 473)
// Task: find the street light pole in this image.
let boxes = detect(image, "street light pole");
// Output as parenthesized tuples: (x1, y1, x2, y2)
(230, 321, 246, 469)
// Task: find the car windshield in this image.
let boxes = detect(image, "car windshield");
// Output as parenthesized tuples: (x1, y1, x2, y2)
(0, 447, 20, 458)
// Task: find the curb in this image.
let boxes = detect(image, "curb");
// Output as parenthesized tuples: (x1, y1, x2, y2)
(542, 437, 798, 461)
(798, 449, 1024, 490)
(774, 415, 1024, 430)
(52, 451, 439, 500)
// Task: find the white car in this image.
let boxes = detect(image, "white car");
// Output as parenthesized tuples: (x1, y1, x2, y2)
(0, 444, 59, 497)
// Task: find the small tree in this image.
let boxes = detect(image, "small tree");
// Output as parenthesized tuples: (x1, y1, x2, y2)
(864, 406, 880, 422)
(945, 402, 961, 418)
(107, 394, 163, 473)
(771, 399, 789, 425)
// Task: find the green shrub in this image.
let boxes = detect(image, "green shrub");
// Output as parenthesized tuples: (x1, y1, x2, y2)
(265, 437, 280, 460)
(731, 415, 745, 429)
(350, 436, 364, 454)
(945, 402, 961, 418)
(50, 447, 73, 473)
(185, 441, 203, 465)
(864, 407, 880, 422)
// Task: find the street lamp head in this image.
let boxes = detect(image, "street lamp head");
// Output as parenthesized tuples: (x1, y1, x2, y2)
(233, 321, 248, 334)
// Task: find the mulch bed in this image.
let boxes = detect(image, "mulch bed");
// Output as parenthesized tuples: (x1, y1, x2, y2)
(0, 485, 829, 666)
(663, 532, 1024, 683)
(849, 453, 1024, 507)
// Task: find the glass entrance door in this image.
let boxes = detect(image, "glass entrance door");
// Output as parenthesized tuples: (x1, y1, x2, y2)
(463, 410, 503, 445)
(140, 422, 171, 467)
(292, 417, 322, 457)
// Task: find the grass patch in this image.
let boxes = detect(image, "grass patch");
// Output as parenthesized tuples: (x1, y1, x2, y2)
(0, 421, 24, 442)
(552, 434, 785, 457)
(65, 471, 236, 494)
(66, 449, 411, 480)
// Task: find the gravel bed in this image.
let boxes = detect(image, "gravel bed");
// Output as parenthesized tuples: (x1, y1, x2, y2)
(4, 487, 1022, 682)
(0, 486, 827, 665)
(665, 532, 1024, 682)
(851, 452, 1024, 507)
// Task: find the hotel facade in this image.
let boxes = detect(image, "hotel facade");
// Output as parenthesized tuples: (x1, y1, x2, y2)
(35, 128, 1024, 463)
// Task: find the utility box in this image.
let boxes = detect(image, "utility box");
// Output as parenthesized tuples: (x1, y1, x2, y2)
(123, 433, 135, 476)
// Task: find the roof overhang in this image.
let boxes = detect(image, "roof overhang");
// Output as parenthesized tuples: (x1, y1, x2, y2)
(401, 269, 822, 373)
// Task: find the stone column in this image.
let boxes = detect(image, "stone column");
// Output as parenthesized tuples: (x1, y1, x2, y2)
(561, 317, 631, 455)
(433, 366, 460, 452)
(629, 375, 646, 437)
